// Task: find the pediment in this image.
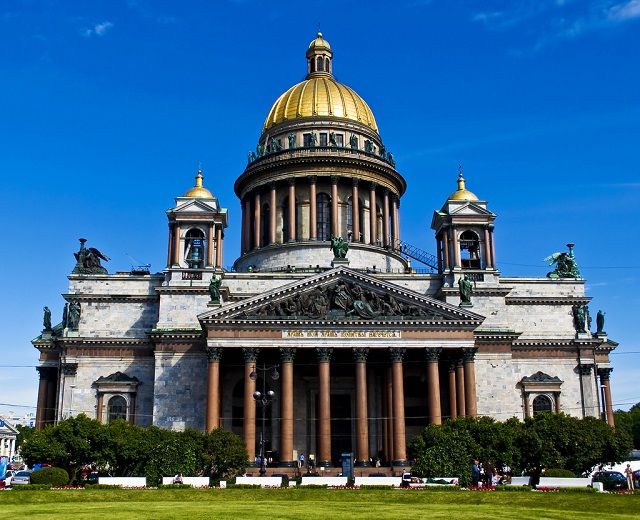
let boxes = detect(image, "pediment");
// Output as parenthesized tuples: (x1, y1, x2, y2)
(448, 202, 494, 216)
(199, 267, 484, 327)
(171, 198, 219, 214)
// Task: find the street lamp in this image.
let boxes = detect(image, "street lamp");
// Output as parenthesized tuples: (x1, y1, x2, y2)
(250, 363, 279, 477)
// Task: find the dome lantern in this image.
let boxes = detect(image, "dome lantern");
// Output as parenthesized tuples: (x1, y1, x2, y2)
(184, 168, 214, 199)
(306, 32, 333, 77)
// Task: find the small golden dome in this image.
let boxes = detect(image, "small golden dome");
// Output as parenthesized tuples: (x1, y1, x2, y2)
(308, 31, 331, 50)
(183, 169, 214, 198)
(448, 172, 479, 201)
(263, 76, 378, 132)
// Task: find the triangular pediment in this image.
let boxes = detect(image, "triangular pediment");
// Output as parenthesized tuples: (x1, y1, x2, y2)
(171, 198, 219, 214)
(199, 267, 484, 327)
(448, 202, 494, 216)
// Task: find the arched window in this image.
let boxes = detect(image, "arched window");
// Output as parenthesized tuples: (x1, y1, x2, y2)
(317, 193, 331, 241)
(325, 57, 330, 73)
(261, 203, 271, 246)
(532, 395, 553, 415)
(185, 228, 205, 268)
(460, 230, 481, 269)
(316, 56, 324, 72)
(107, 396, 127, 423)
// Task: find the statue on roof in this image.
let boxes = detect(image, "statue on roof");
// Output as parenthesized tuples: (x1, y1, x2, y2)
(43, 306, 52, 332)
(349, 134, 358, 149)
(288, 133, 296, 149)
(458, 275, 473, 306)
(573, 305, 586, 333)
(545, 243, 580, 279)
(209, 274, 222, 304)
(596, 310, 606, 334)
(73, 239, 109, 275)
(67, 300, 81, 330)
(330, 236, 348, 259)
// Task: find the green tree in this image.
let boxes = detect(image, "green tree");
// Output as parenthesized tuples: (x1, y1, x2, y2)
(615, 402, 640, 448)
(201, 428, 249, 480)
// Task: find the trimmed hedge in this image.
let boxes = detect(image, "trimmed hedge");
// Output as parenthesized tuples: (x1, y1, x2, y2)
(30, 467, 69, 486)
(544, 468, 576, 478)
(12, 484, 52, 490)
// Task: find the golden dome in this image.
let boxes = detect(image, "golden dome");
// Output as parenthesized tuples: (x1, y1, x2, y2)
(308, 31, 331, 50)
(263, 77, 378, 132)
(448, 172, 479, 201)
(263, 33, 378, 133)
(183, 169, 214, 198)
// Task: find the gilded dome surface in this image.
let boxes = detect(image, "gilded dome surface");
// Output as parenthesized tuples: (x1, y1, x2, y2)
(448, 173, 478, 201)
(263, 77, 378, 133)
(184, 170, 214, 198)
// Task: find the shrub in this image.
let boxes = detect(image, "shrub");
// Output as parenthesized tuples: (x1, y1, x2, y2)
(84, 484, 122, 489)
(158, 483, 194, 489)
(544, 468, 576, 478)
(557, 487, 597, 493)
(30, 467, 69, 486)
(495, 485, 532, 492)
(12, 484, 52, 490)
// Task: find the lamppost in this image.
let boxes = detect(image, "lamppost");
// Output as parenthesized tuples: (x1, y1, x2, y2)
(250, 363, 279, 477)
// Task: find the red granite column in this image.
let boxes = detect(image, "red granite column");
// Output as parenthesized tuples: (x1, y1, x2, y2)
(442, 231, 450, 271)
(489, 226, 497, 268)
(352, 179, 360, 242)
(35, 367, 48, 429)
(452, 229, 461, 268)
(426, 348, 442, 425)
(369, 183, 377, 245)
(215, 226, 223, 268)
(269, 182, 277, 245)
(206, 348, 223, 431)
(390, 348, 407, 465)
(243, 348, 259, 462)
(456, 357, 466, 417)
(463, 348, 478, 417)
(483, 226, 493, 269)
(309, 176, 317, 241)
(279, 348, 296, 466)
(172, 224, 181, 266)
(317, 347, 333, 466)
(448, 360, 457, 420)
(288, 180, 296, 242)
(382, 189, 390, 248)
(331, 176, 339, 237)
(353, 348, 370, 466)
(207, 223, 215, 267)
(166, 224, 174, 267)
(385, 366, 394, 464)
(253, 191, 261, 249)
(599, 368, 615, 427)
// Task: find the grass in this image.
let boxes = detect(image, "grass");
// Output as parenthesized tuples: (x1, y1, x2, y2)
(0, 488, 638, 520)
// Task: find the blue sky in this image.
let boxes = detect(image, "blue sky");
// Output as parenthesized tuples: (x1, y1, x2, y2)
(1, 0, 639, 417)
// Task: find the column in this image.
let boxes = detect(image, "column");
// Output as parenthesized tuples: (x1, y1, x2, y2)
(599, 368, 615, 427)
(385, 366, 394, 464)
(280, 348, 296, 466)
(489, 227, 497, 268)
(382, 189, 390, 248)
(309, 176, 317, 240)
(456, 358, 466, 417)
(270, 182, 277, 244)
(352, 179, 360, 242)
(452, 229, 461, 268)
(45, 368, 58, 425)
(462, 348, 478, 417)
(448, 361, 457, 420)
(554, 392, 561, 414)
(317, 347, 333, 466)
(241, 199, 247, 254)
(369, 183, 377, 245)
(389, 347, 407, 465)
(353, 348, 370, 466)
(253, 191, 261, 249)
(436, 239, 443, 273)
(331, 176, 339, 237)
(35, 367, 48, 429)
(426, 348, 442, 425)
(523, 392, 530, 419)
(207, 223, 215, 267)
(129, 395, 136, 425)
(215, 226, 223, 268)
(391, 195, 399, 249)
(244, 197, 252, 252)
(172, 224, 180, 266)
(243, 348, 259, 462)
(442, 230, 450, 271)
(206, 348, 223, 431)
(96, 393, 103, 423)
(483, 226, 493, 269)
(166, 224, 174, 267)
(288, 179, 296, 242)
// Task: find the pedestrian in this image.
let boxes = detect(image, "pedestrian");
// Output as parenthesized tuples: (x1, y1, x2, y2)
(471, 459, 480, 487)
(528, 464, 541, 489)
(299, 452, 305, 469)
(173, 473, 183, 485)
(624, 464, 634, 490)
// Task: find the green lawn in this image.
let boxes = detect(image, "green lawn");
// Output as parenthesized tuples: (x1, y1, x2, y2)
(0, 488, 638, 520)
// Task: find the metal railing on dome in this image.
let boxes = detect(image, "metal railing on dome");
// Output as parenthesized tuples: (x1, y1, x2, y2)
(246, 144, 397, 168)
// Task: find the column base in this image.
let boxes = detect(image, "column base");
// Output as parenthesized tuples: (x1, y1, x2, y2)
(354, 460, 370, 467)
(316, 460, 332, 468)
(391, 459, 410, 467)
(277, 461, 298, 468)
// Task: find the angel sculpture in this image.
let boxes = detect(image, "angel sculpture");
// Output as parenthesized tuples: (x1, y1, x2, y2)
(72, 238, 110, 274)
(330, 236, 348, 259)
(545, 243, 580, 279)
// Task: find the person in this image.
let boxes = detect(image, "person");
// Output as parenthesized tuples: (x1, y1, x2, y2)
(471, 459, 480, 487)
(624, 464, 634, 490)
(173, 473, 183, 485)
(299, 452, 305, 469)
(528, 464, 541, 489)
(484, 461, 495, 487)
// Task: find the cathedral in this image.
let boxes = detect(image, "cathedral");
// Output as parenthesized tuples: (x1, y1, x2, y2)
(33, 33, 618, 469)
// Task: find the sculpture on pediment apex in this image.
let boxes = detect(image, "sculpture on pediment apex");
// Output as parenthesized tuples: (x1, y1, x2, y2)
(73, 238, 109, 275)
(545, 243, 581, 279)
(330, 236, 349, 259)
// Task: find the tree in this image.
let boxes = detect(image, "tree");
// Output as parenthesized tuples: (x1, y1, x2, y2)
(615, 402, 640, 449)
(201, 428, 248, 480)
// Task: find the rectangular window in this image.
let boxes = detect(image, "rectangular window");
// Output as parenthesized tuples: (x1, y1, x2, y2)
(319, 133, 328, 146)
(303, 133, 312, 147)
(335, 134, 344, 147)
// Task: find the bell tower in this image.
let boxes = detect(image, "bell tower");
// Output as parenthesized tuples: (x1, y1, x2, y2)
(166, 169, 228, 275)
(431, 171, 497, 285)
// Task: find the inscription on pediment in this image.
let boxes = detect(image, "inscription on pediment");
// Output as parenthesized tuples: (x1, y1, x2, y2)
(246, 281, 447, 321)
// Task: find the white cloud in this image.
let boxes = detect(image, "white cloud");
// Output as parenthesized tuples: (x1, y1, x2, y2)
(608, 0, 640, 21)
(82, 21, 113, 38)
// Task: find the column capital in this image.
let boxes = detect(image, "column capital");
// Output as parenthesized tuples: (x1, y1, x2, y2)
(448, 359, 457, 372)
(36, 366, 56, 378)
(316, 347, 333, 362)
(280, 347, 296, 362)
(207, 347, 223, 362)
(308, 175, 317, 184)
(389, 347, 406, 362)
(370, 182, 378, 191)
(597, 367, 613, 380)
(61, 363, 78, 376)
(352, 178, 359, 187)
(242, 347, 260, 362)
(269, 181, 277, 189)
(579, 363, 594, 376)
(425, 348, 442, 362)
(288, 178, 296, 186)
(353, 347, 369, 362)
(330, 175, 339, 185)
(462, 347, 477, 363)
